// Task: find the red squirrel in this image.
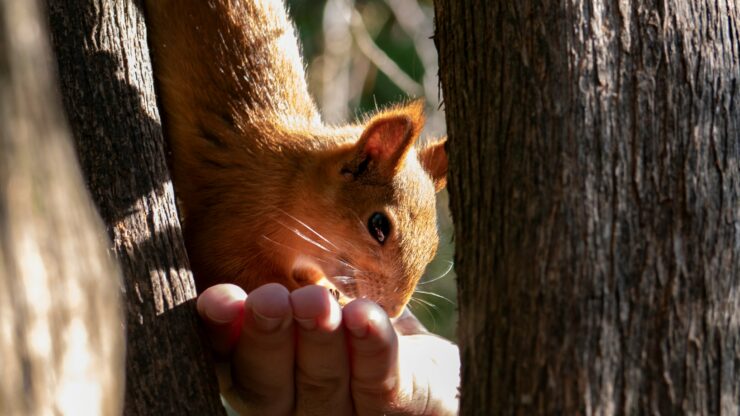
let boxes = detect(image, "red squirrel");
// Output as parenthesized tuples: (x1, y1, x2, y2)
(144, 0, 447, 318)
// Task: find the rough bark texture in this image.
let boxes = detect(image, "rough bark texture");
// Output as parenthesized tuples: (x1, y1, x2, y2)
(435, 0, 740, 414)
(45, 0, 225, 413)
(0, 0, 123, 413)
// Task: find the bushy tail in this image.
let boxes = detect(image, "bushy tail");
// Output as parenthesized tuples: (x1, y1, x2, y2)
(144, 0, 319, 128)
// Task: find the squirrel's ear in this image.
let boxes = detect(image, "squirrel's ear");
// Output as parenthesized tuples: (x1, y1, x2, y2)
(347, 102, 424, 180)
(418, 137, 447, 192)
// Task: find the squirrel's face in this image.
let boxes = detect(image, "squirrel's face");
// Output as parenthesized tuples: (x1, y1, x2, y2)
(285, 103, 447, 317)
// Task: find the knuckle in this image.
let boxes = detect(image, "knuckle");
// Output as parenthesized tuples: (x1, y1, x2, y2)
(296, 368, 347, 393)
(352, 374, 401, 399)
(295, 372, 349, 415)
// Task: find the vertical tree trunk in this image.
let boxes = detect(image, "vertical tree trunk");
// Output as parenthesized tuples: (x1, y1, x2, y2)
(0, 0, 123, 413)
(435, 0, 740, 414)
(45, 0, 225, 413)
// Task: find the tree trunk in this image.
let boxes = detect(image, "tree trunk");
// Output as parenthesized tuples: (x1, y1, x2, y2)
(435, 1, 740, 414)
(0, 0, 123, 413)
(45, 0, 225, 413)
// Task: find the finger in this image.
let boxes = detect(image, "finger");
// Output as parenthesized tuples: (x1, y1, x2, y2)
(227, 283, 295, 415)
(343, 299, 406, 415)
(196, 284, 247, 356)
(290, 285, 352, 415)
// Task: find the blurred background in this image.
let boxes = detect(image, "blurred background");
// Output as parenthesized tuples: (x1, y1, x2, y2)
(286, 0, 457, 340)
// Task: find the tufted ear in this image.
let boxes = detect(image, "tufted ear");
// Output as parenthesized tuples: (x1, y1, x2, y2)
(418, 137, 448, 192)
(343, 101, 424, 181)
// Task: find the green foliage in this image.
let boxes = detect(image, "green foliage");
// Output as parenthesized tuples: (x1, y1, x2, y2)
(287, 0, 437, 119)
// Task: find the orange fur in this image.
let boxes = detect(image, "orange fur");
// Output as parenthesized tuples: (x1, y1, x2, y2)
(145, 0, 447, 317)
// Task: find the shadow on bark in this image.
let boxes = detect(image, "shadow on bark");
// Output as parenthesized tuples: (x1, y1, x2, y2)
(46, 0, 225, 412)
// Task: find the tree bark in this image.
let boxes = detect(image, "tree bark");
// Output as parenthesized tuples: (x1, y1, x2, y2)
(0, 0, 123, 413)
(435, 0, 740, 414)
(45, 0, 225, 413)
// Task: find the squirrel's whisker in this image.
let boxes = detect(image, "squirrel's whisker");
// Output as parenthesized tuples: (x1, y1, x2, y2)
(275, 208, 342, 252)
(261, 235, 333, 267)
(408, 297, 438, 329)
(411, 295, 441, 311)
(263, 235, 362, 285)
(333, 257, 361, 273)
(332, 275, 356, 284)
(414, 289, 456, 306)
(418, 260, 454, 285)
(272, 218, 335, 254)
(270, 219, 363, 274)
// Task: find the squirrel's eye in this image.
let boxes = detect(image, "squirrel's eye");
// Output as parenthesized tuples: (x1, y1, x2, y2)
(367, 212, 391, 245)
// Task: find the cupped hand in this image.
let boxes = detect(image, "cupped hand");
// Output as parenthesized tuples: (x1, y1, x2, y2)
(197, 283, 459, 415)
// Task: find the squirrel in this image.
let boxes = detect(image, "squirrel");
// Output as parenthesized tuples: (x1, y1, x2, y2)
(144, 0, 447, 318)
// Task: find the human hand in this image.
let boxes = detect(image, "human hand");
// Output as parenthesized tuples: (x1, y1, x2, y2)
(196, 283, 459, 415)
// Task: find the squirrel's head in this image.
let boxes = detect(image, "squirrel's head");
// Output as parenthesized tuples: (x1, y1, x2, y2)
(284, 102, 447, 317)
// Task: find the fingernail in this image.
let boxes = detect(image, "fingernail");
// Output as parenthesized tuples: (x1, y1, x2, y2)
(204, 301, 243, 325)
(347, 322, 368, 338)
(253, 310, 284, 332)
(205, 310, 233, 325)
(295, 317, 317, 330)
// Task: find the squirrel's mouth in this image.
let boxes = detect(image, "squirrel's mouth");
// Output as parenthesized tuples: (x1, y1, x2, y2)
(303, 272, 408, 318)
(290, 255, 356, 306)
(316, 276, 354, 307)
(289, 255, 408, 317)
